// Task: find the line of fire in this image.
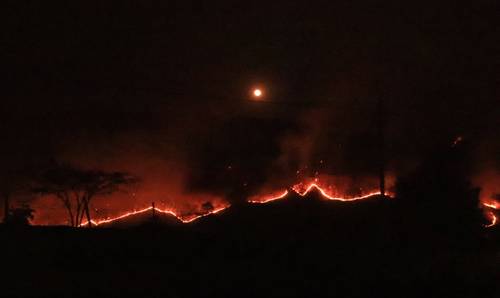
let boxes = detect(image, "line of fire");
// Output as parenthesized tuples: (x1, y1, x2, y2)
(2, 97, 497, 229)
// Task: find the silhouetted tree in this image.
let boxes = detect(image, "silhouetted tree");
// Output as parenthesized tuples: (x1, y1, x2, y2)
(0, 129, 50, 224)
(5, 204, 34, 226)
(0, 174, 16, 224)
(0, 167, 36, 224)
(202, 201, 214, 212)
(34, 163, 137, 227)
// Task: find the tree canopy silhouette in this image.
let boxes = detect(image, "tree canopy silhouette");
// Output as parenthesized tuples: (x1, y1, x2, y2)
(34, 163, 137, 227)
(0, 160, 40, 224)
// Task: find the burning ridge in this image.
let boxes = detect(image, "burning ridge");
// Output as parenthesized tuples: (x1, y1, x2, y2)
(80, 206, 228, 227)
(248, 183, 385, 204)
(80, 182, 498, 228)
(82, 182, 386, 227)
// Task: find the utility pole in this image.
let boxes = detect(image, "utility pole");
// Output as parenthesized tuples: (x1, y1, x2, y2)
(152, 202, 156, 218)
(377, 97, 386, 197)
(3, 194, 9, 223)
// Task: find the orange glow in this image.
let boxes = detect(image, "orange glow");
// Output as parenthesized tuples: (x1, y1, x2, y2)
(248, 190, 289, 204)
(74, 184, 497, 228)
(248, 181, 386, 204)
(293, 183, 383, 201)
(253, 89, 262, 97)
(484, 212, 497, 228)
(483, 202, 498, 210)
(81, 181, 384, 227)
(180, 206, 229, 223)
(482, 201, 498, 228)
(80, 205, 229, 227)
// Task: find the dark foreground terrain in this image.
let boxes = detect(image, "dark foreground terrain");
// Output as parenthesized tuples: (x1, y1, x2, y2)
(2, 193, 499, 298)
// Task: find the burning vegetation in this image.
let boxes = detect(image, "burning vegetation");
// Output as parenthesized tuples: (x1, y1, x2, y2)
(75, 181, 387, 227)
(65, 179, 496, 228)
(80, 204, 229, 227)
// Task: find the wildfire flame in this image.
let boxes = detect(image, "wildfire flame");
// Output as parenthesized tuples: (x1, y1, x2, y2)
(483, 202, 498, 210)
(80, 205, 229, 227)
(249, 182, 498, 228)
(292, 183, 384, 201)
(77, 183, 498, 228)
(80, 182, 383, 227)
(248, 182, 386, 205)
(484, 212, 497, 228)
(482, 200, 498, 228)
(248, 190, 289, 204)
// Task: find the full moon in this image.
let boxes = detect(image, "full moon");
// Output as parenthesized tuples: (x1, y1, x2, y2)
(253, 89, 262, 97)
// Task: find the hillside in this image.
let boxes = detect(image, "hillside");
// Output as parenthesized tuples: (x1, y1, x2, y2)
(1, 190, 498, 298)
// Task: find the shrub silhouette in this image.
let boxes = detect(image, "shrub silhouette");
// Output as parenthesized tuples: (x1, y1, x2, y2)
(6, 204, 34, 226)
(396, 141, 482, 233)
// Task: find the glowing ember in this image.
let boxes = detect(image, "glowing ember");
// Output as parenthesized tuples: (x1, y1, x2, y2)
(452, 136, 463, 147)
(80, 205, 229, 227)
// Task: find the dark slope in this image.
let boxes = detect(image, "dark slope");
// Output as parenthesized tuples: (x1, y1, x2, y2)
(2, 191, 498, 298)
(194, 189, 394, 236)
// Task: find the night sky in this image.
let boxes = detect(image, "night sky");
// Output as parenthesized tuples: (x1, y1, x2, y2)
(2, 1, 499, 223)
